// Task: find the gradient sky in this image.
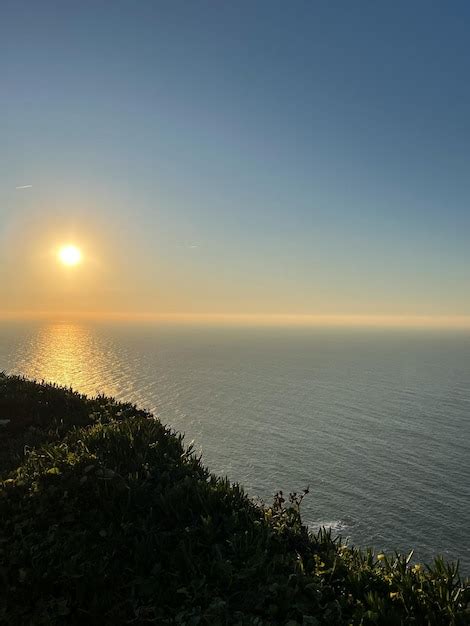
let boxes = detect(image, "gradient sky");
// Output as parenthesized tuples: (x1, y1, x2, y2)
(2, 1, 470, 324)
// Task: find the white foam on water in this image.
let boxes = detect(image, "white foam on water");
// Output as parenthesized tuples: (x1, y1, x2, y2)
(308, 520, 348, 533)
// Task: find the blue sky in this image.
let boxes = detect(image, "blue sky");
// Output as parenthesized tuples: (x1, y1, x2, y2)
(2, 1, 470, 322)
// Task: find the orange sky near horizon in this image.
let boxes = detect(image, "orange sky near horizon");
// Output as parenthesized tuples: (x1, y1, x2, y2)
(2, 309, 470, 330)
(1, 208, 468, 330)
(2, 184, 469, 330)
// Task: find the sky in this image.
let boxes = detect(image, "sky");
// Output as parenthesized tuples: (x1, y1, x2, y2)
(2, 1, 470, 326)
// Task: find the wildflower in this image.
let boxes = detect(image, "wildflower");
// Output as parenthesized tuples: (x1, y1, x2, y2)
(377, 553, 386, 561)
(412, 563, 423, 573)
(389, 591, 399, 599)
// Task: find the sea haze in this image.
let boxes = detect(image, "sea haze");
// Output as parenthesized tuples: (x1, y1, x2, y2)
(1, 321, 469, 573)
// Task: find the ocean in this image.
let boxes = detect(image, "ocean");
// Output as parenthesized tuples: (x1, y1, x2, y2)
(1, 321, 469, 573)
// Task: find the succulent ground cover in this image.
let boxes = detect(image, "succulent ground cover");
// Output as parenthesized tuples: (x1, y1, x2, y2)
(0, 373, 468, 624)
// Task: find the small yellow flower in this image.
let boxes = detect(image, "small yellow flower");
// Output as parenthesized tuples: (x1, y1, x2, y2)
(412, 563, 423, 573)
(389, 591, 399, 599)
(377, 553, 386, 561)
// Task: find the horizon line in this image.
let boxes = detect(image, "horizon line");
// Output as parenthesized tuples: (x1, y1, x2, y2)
(1, 311, 470, 329)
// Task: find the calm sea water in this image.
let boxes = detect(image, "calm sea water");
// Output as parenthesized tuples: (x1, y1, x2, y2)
(1, 321, 469, 573)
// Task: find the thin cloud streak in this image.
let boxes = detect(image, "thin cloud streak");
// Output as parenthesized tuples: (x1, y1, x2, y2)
(15, 184, 33, 189)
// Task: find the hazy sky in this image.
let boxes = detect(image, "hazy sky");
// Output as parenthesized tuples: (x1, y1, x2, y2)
(2, 1, 470, 325)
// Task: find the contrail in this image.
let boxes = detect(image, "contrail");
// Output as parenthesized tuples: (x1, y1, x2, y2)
(15, 184, 33, 189)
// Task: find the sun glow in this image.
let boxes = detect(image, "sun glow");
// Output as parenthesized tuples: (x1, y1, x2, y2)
(58, 245, 82, 267)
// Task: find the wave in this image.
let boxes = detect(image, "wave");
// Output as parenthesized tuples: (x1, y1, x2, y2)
(308, 519, 349, 534)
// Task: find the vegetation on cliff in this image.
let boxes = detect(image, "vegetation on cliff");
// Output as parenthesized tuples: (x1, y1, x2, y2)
(0, 373, 468, 625)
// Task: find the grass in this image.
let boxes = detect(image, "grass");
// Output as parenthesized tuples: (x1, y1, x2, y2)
(0, 373, 468, 625)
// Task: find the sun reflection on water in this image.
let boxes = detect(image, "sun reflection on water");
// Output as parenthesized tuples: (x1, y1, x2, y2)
(12, 323, 120, 398)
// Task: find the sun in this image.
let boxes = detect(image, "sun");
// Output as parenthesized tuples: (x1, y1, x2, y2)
(58, 244, 82, 267)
